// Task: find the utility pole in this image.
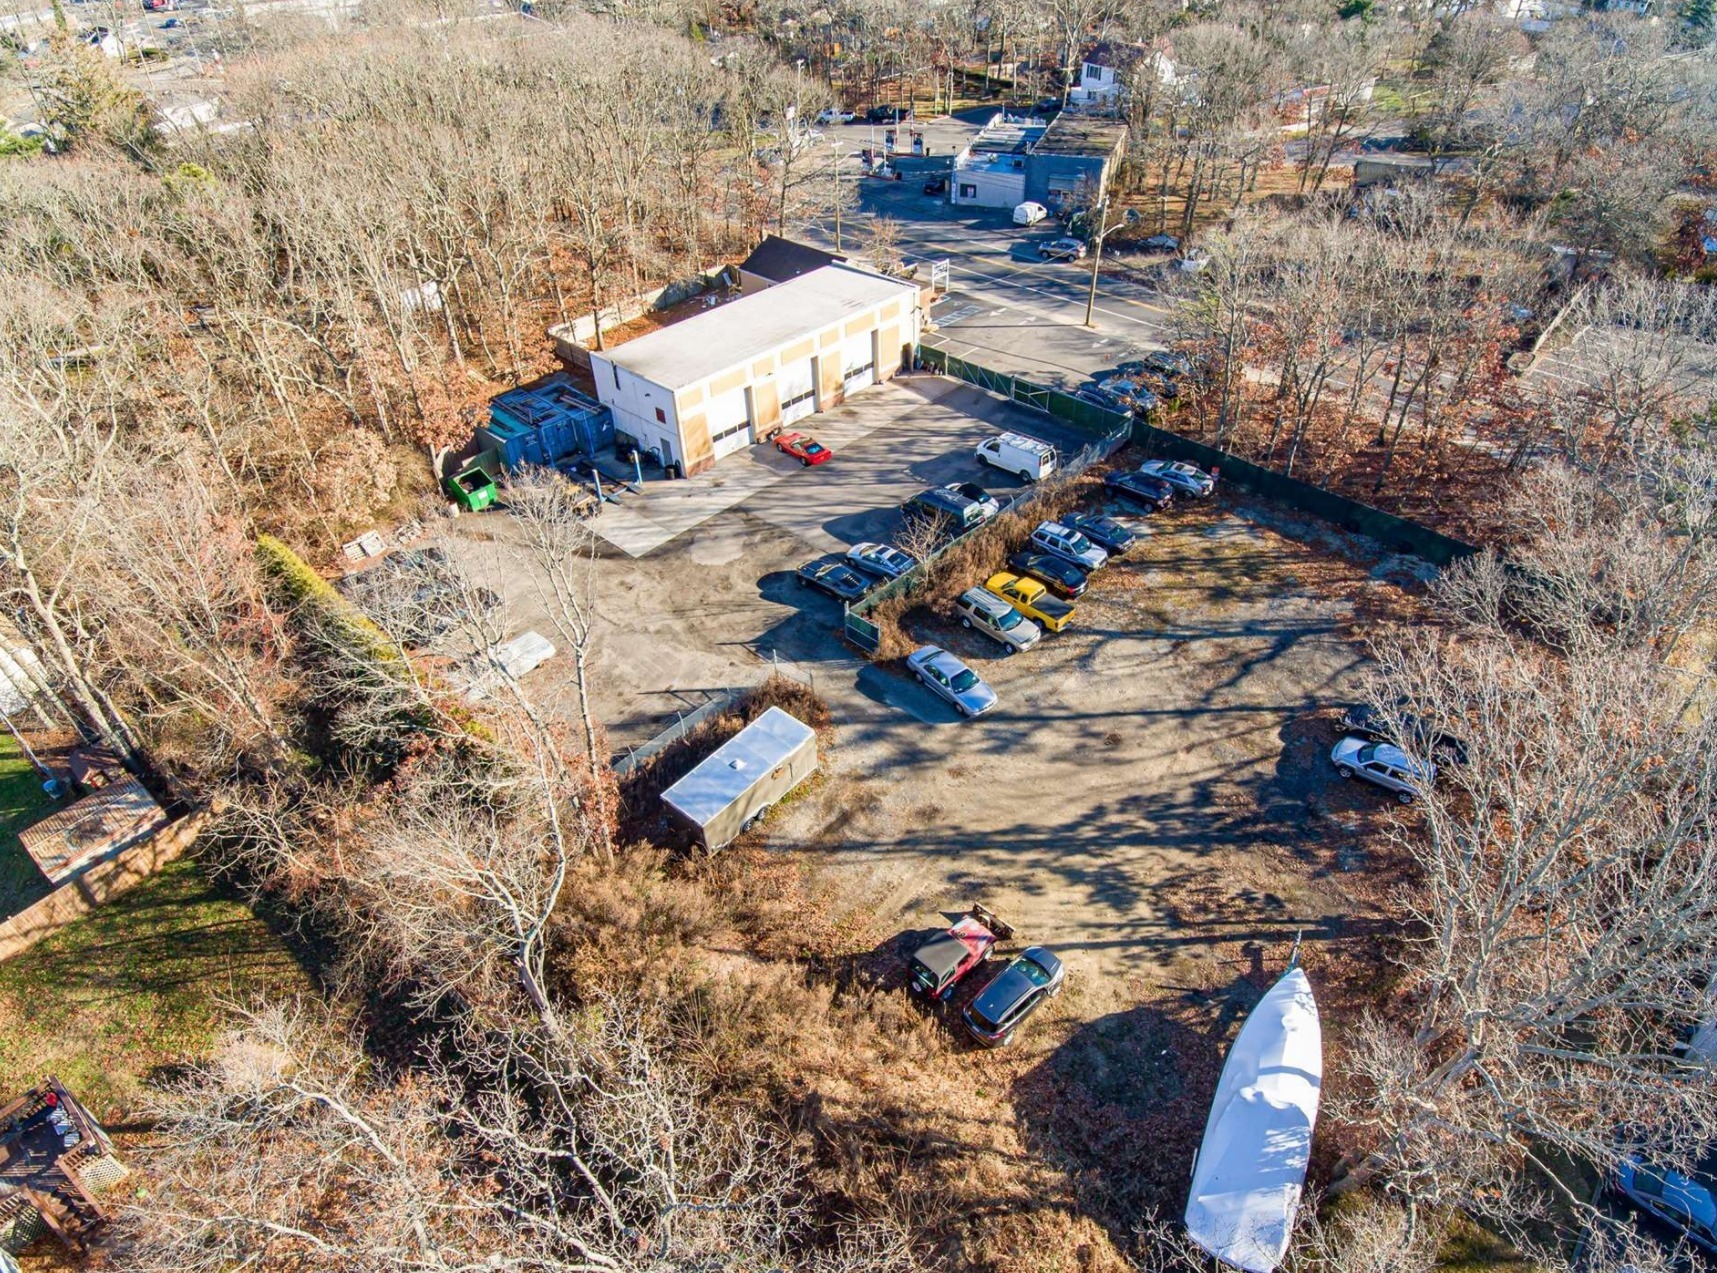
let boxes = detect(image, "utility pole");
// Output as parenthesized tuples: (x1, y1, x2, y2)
(1082, 196, 1131, 328)
(832, 137, 843, 251)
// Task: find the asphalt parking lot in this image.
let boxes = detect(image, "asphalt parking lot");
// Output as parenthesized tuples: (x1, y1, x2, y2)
(797, 112, 1185, 389)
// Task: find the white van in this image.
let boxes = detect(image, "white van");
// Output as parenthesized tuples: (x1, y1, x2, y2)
(975, 432, 1058, 483)
(1013, 201, 1048, 226)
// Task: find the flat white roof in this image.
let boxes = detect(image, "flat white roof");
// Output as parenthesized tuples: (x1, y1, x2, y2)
(595, 265, 916, 393)
(661, 707, 816, 827)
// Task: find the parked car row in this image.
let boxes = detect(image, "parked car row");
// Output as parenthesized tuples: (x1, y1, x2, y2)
(942, 466, 1218, 671)
(795, 475, 1016, 605)
(1099, 458, 1218, 514)
(901, 517, 1127, 718)
(906, 905, 1065, 1048)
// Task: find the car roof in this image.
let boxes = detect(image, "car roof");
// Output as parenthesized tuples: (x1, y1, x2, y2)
(971, 964, 1036, 1019)
(923, 649, 968, 676)
(988, 571, 1038, 592)
(961, 587, 1011, 616)
(1362, 741, 1416, 768)
(913, 931, 973, 981)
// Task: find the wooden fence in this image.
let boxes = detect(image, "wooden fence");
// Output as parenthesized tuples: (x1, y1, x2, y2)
(0, 808, 209, 964)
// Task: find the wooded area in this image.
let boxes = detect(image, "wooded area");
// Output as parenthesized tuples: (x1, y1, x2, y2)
(0, 0, 1715, 1268)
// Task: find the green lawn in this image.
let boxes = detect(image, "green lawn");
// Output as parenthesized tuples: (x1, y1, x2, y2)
(0, 730, 58, 916)
(0, 856, 316, 1120)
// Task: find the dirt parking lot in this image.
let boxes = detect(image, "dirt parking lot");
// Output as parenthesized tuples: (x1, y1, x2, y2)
(439, 384, 1419, 999)
(441, 376, 1094, 749)
(429, 392, 1431, 1242)
(770, 498, 1417, 1004)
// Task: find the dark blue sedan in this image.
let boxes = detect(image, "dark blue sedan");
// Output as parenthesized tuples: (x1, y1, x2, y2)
(1103, 470, 1175, 511)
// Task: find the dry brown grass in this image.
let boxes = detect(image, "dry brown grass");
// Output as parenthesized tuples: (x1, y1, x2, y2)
(547, 664, 1146, 1270)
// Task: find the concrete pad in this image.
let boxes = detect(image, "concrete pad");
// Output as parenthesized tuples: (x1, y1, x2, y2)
(590, 377, 987, 558)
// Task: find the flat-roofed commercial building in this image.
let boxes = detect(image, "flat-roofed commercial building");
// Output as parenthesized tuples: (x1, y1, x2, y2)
(589, 264, 920, 476)
(948, 112, 1127, 212)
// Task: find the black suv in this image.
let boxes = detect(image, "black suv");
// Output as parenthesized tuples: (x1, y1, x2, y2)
(1341, 702, 1468, 766)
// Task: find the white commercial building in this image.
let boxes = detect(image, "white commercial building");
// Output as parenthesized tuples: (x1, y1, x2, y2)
(589, 264, 920, 476)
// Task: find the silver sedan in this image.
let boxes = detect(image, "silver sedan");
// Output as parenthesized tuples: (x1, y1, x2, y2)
(905, 645, 999, 718)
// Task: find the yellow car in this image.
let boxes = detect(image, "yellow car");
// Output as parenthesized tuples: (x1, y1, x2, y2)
(985, 572, 1075, 633)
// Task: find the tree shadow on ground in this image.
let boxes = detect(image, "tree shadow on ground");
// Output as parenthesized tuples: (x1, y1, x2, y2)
(1012, 975, 1266, 1258)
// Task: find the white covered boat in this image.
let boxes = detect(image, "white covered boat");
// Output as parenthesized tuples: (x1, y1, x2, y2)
(1184, 965, 1323, 1273)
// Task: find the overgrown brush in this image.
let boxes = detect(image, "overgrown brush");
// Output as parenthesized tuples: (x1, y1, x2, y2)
(617, 674, 833, 846)
(865, 466, 1099, 659)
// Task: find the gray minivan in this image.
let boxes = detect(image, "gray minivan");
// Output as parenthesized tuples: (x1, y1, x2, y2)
(953, 587, 1041, 653)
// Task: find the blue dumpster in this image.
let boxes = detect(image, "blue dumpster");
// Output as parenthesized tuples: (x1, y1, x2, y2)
(482, 375, 615, 469)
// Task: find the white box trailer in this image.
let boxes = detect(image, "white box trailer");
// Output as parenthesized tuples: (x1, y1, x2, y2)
(662, 706, 818, 852)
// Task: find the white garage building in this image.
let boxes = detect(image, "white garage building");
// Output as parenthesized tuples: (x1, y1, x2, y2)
(589, 264, 920, 476)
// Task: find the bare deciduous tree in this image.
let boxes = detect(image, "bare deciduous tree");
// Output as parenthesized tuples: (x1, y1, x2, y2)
(1330, 457, 1717, 1231)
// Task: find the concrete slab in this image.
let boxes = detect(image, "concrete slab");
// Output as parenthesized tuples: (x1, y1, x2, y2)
(589, 377, 1029, 557)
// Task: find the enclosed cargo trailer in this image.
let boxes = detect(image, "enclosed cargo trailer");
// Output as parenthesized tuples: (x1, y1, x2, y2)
(661, 707, 818, 851)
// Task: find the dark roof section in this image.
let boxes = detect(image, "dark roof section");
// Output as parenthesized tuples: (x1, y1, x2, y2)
(1034, 114, 1128, 158)
(1083, 40, 1139, 69)
(738, 235, 845, 285)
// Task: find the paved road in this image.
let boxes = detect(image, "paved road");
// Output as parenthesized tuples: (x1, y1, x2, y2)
(802, 114, 1182, 388)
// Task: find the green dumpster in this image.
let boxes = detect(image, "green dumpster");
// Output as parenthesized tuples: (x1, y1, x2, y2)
(447, 464, 498, 512)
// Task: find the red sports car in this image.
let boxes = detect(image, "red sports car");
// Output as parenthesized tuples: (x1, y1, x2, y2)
(775, 431, 832, 466)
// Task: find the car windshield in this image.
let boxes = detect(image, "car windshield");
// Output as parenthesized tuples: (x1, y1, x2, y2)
(1633, 1164, 1670, 1199)
(804, 442, 826, 455)
(993, 607, 1021, 629)
(950, 668, 979, 692)
(1017, 958, 1054, 987)
(1065, 531, 1093, 553)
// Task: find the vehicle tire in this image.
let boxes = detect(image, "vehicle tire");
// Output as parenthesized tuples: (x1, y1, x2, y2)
(1337, 765, 1356, 780)
(1397, 790, 1415, 805)
(1020, 470, 1033, 483)
(797, 576, 807, 587)
(960, 617, 973, 629)
(801, 458, 811, 467)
